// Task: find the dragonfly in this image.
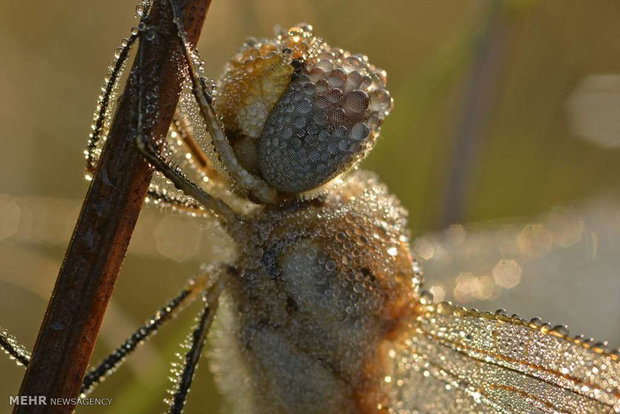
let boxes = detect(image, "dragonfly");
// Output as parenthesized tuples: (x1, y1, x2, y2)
(1, 0, 619, 413)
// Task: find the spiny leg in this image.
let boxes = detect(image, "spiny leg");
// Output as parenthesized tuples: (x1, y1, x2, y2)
(137, 133, 237, 224)
(80, 272, 212, 397)
(0, 327, 31, 367)
(166, 0, 277, 204)
(166, 278, 222, 414)
(86, 31, 141, 174)
(132, 33, 238, 227)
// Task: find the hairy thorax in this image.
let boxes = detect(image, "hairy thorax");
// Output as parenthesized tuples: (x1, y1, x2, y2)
(212, 172, 420, 414)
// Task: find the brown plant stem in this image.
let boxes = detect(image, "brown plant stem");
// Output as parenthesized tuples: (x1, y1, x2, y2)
(13, 1, 211, 412)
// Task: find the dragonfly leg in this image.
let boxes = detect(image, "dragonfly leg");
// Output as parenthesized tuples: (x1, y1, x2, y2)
(166, 273, 223, 414)
(165, 0, 277, 204)
(86, 31, 140, 174)
(0, 327, 31, 367)
(81, 266, 221, 397)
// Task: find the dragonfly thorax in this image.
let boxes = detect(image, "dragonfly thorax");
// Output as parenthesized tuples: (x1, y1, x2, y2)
(214, 171, 421, 414)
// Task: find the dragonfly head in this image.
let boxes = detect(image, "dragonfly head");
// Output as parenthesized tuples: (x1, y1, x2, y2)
(213, 23, 393, 197)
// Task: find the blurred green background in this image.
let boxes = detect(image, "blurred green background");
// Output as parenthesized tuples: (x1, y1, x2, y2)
(1, 0, 619, 413)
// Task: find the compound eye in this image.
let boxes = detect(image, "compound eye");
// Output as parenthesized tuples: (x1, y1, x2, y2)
(258, 50, 392, 194)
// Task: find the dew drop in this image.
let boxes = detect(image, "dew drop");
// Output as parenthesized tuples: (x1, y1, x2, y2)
(297, 98, 313, 114)
(345, 90, 369, 113)
(327, 88, 344, 104)
(369, 89, 392, 113)
(145, 28, 156, 41)
(328, 69, 347, 88)
(350, 122, 370, 141)
(329, 108, 346, 126)
(317, 59, 334, 72)
(325, 260, 336, 272)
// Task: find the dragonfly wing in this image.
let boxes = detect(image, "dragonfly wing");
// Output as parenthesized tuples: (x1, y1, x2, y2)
(386, 302, 619, 413)
(414, 196, 620, 345)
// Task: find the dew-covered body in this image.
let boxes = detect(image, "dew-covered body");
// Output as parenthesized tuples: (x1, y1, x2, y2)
(214, 172, 420, 414)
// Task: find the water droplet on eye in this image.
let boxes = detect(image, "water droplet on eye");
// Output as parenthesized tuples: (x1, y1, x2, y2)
(328, 69, 347, 88)
(375, 67, 388, 85)
(317, 59, 333, 72)
(298, 22, 313, 34)
(346, 71, 363, 90)
(327, 142, 338, 155)
(243, 36, 258, 49)
(282, 127, 293, 139)
(327, 88, 344, 104)
(297, 98, 312, 114)
(350, 122, 370, 141)
(367, 113, 383, 130)
(369, 89, 392, 112)
(318, 51, 335, 61)
(308, 68, 325, 83)
(317, 129, 330, 142)
(293, 115, 306, 129)
(315, 95, 330, 110)
(332, 125, 347, 140)
(313, 110, 329, 126)
(345, 90, 369, 113)
(303, 83, 316, 96)
(316, 78, 329, 94)
(387, 246, 398, 256)
(329, 108, 346, 125)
